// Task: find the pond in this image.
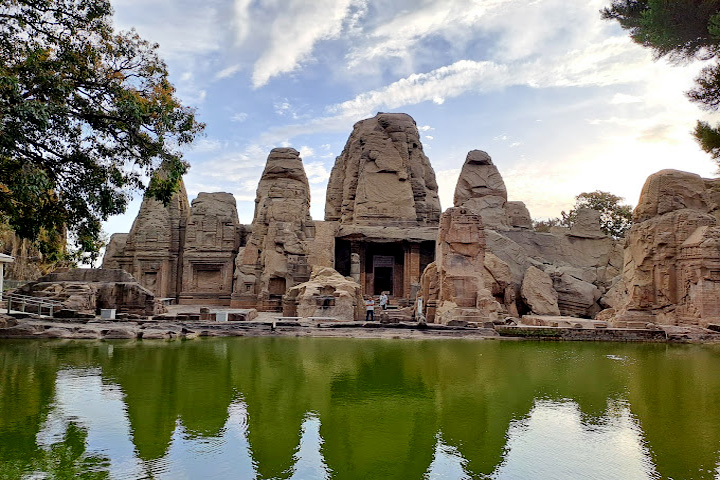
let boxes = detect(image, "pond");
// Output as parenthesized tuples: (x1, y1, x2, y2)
(1, 337, 719, 479)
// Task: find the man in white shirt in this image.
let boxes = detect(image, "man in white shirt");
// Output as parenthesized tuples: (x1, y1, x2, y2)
(379, 292, 388, 310)
(365, 296, 375, 321)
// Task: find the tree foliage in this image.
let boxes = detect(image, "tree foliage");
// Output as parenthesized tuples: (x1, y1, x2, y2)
(0, 0, 204, 259)
(531, 217, 561, 232)
(602, 1, 720, 164)
(561, 190, 633, 239)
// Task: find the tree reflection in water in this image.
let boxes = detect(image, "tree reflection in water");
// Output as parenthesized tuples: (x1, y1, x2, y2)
(0, 338, 719, 480)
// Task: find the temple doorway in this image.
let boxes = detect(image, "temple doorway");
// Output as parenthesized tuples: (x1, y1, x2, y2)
(373, 255, 395, 295)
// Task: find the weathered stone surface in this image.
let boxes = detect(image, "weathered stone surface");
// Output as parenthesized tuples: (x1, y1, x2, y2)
(603, 169, 720, 327)
(550, 270, 601, 318)
(233, 148, 314, 311)
(419, 207, 501, 324)
(569, 208, 605, 239)
(633, 169, 710, 223)
(101, 234, 128, 270)
(283, 266, 363, 321)
(180, 192, 240, 305)
(325, 113, 440, 227)
(675, 226, 720, 325)
(103, 169, 191, 299)
(454, 150, 508, 229)
(506, 201, 532, 229)
(521, 266, 560, 316)
(307, 221, 337, 269)
(16, 269, 164, 316)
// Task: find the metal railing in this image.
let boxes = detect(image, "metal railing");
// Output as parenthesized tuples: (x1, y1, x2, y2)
(7, 293, 63, 317)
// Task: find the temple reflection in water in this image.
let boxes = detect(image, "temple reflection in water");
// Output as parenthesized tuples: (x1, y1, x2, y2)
(1, 338, 719, 479)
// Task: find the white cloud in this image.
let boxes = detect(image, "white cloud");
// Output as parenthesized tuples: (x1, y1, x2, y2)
(231, 112, 248, 122)
(305, 161, 331, 184)
(233, 0, 252, 45)
(251, 0, 359, 87)
(192, 138, 223, 153)
(299, 145, 315, 159)
(216, 64, 242, 79)
(611, 93, 642, 105)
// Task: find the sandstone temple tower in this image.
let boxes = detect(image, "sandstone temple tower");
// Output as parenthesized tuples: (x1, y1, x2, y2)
(325, 113, 441, 298)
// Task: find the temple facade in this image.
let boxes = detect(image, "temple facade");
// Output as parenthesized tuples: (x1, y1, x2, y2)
(103, 113, 440, 309)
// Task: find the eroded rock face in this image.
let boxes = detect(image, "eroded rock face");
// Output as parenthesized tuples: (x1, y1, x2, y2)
(16, 269, 164, 316)
(633, 169, 710, 222)
(419, 207, 501, 324)
(102, 173, 191, 299)
(283, 266, 363, 321)
(454, 150, 508, 229)
(325, 113, 440, 227)
(232, 148, 314, 311)
(607, 169, 720, 327)
(448, 148, 620, 318)
(506, 201, 532, 229)
(569, 208, 605, 239)
(521, 266, 560, 316)
(180, 192, 240, 305)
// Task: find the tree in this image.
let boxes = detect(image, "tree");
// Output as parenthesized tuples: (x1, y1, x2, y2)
(601, 1, 720, 163)
(0, 0, 204, 260)
(561, 190, 633, 238)
(531, 217, 561, 232)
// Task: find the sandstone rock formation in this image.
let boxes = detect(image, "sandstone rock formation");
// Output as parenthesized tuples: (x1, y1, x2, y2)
(324, 113, 440, 300)
(605, 169, 720, 327)
(521, 266, 560, 316)
(325, 112, 440, 227)
(102, 170, 191, 299)
(449, 149, 621, 319)
(180, 192, 241, 305)
(454, 150, 509, 229)
(283, 266, 363, 321)
(506, 201, 532, 229)
(232, 148, 314, 310)
(16, 269, 164, 316)
(419, 207, 501, 324)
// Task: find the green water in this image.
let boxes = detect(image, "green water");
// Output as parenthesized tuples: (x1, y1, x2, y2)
(0, 338, 719, 480)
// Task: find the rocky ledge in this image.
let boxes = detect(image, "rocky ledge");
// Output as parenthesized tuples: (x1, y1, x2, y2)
(1, 313, 717, 343)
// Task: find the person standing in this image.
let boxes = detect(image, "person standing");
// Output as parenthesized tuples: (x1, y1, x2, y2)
(379, 292, 388, 310)
(365, 296, 375, 321)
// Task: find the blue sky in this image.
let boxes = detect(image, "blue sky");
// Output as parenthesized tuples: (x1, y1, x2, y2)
(104, 0, 719, 235)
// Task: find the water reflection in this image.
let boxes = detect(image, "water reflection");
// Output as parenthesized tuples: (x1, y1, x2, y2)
(0, 339, 719, 479)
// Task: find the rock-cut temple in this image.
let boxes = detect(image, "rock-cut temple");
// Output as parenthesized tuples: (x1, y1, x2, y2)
(103, 112, 720, 328)
(104, 113, 441, 311)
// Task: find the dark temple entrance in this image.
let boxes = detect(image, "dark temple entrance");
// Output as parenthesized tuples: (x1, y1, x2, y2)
(373, 255, 395, 295)
(335, 239, 435, 300)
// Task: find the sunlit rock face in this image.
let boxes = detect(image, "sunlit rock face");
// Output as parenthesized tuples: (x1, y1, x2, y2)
(448, 149, 621, 319)
(419, 207, 501, 324)
(325, 112, 441, 227)
(16, 268, 164, 316)
(180, 192, 241, 305)
(606, 169, 720, 327)
(282, 266, 363, 321)
(102, 171, 191, 299)
(454, 150, 508, 230)
(232, 148, 315, 311)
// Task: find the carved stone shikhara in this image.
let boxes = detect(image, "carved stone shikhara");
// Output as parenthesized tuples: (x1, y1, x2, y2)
(232, 148, 314, 311)
(102, 115, 720, 327)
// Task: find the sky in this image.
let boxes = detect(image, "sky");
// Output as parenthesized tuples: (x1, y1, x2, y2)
(104, 0, 720, 235)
